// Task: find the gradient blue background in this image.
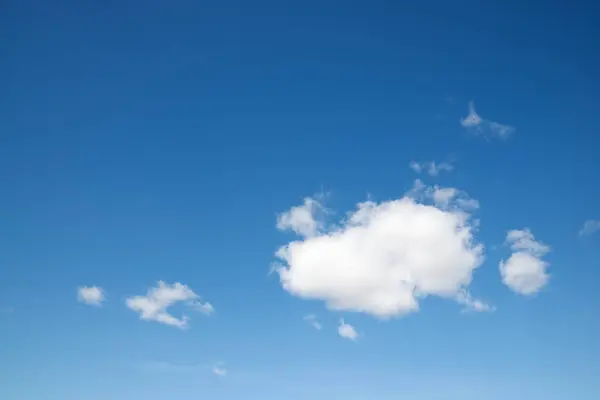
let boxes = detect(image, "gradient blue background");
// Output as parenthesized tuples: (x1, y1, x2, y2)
(1, 1, 599, 399)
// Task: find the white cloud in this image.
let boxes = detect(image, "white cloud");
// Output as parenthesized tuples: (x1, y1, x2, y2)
(456, 290, 495, 313)
(461, 101, 514, 139)
(500, 229, 550, 295)
(432, 187, 458, 207)
(77, 286, 105, 306)
(500, 253, 549, 295)
(579, 220, 600, 237)
(125, 281, 213, 329)
(194, 301, 215, 315)
(276, 197, 326, 237)
(505, 229, 550, 256)
(409, 179, 479, 211)
(409, 161, 423, 174)
(338, 319, 359, 341)
(409, 160, 454, 176)
(213, 366, 227, 376)
(303, 314, 322, 330)
(273, 182, 488, 319)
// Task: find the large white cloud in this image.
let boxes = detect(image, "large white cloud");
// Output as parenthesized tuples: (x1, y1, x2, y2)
(273, 182, 488, 319)
(500, 229, 550, 295)
(126, 281, 214, 329)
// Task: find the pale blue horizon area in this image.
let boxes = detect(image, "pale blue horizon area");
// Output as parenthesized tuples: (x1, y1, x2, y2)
(1, 1, 599, 399)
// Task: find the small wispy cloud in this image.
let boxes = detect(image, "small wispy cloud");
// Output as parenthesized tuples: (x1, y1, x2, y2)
(409, 160, 454, 176)
(194, 301, 215, 315)
(303, 314, 322, 330)
(338, 319, 359, 342)
(456, 290, 494, 313)
(125, 281, 214, 329)
(461, 101, 514, 139)
(77, 286, 105, 306)
(213, 366, 228, 376)
(407, 179, 480, 211)
(579, 220, 600, 237)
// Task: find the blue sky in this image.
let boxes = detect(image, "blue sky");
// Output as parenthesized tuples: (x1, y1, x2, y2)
(1, 1, 600, 399)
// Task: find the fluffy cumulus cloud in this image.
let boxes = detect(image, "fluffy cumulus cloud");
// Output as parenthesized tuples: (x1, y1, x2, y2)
(273, 181, 489, 319)
(409, 160, 454, 176)
(304, 314, 322, 330)
(126, 281, 214, 329)
(77, 286, 105, 306)
(500, 229, 550, 295)
(338, 319, 359, 341)
(579, 220, 600, 237)
(461, 101, 515, 139)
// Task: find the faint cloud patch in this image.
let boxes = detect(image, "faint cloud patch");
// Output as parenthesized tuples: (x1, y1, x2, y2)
(304, 314, 322, 330)
(213, 365, 228, 376)
(579, 220, 600, 237)
(409, 160, 454, 176)
(461, 101, 514, 139)
(138, 360, 206, 374)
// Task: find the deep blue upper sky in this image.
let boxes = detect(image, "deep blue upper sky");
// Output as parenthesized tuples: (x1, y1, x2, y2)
(1, 1, 599, 399)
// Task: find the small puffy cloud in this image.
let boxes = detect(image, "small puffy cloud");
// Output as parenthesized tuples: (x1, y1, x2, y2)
(125, 281, 213, 329)
(77, 286, 105, 306)
(304, 314, 322, 330)
(273, 181, 488, 319)
(213, 366, 227, 376)
(500, 253, 549, 295)
(500, 229, 550, 295)
(432, 187, 458, 208)
(409, 161, 454, 176)
(338, 319, 359, 341)
(579, 220, 600, 237)
(461, 101, 514, 139)
(277, 197, 325, 237)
